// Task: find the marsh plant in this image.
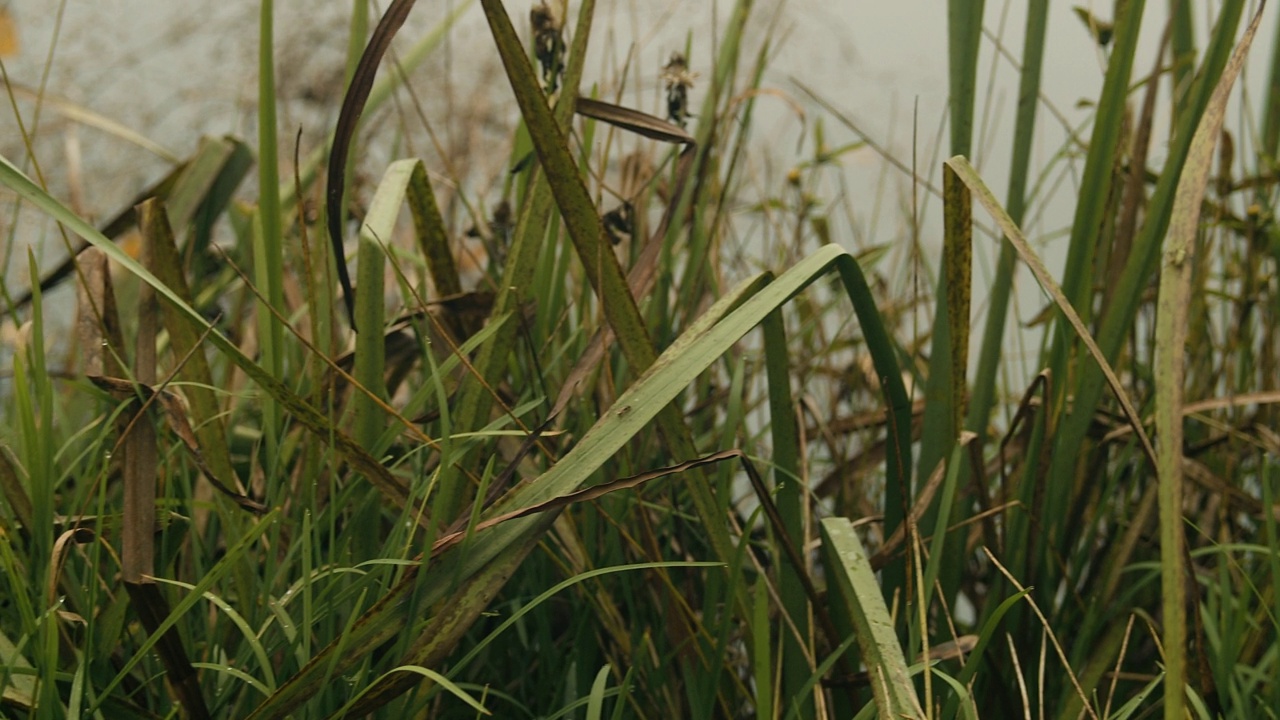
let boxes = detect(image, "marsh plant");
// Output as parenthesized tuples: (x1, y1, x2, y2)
(0, 1, 1278, 718)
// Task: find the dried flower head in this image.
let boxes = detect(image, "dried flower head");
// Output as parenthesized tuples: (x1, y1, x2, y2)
(531, 2, 565, 93)
(662, 52, 697, 127)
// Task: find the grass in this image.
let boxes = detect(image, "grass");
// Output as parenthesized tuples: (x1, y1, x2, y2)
(1, 0, 1279, 717)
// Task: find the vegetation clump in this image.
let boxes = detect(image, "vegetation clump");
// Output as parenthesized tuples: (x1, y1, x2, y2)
(0, 1, 1277, 718)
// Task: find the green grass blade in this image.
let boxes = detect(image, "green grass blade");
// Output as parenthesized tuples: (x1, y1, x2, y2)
(1031, 6, 1149, 569)
(967, 0, 1047, 441)
(675, 0, 755, 312)
(918, 160, 977, 612)
(1053, 0, 1145, 318)
(1263, 4, 1280, 160)
(255, 0, 285, 473)
(1037, 0, 1150, 544)
(751, 572, 774, 720)
(352, 234, 386, 452)
(921, 439, 972, 620)
(401, 160, 462, 299)
(762, 309, 811, 714)
(942, 163, 973, 438)
(918, 0, 985, 563)
(948, 0, 985, 158)
(1169, 0, 1196, 109)
(917, 0, 986, 500)
(820, 517, 923, 719)
(585, 664, 611, 720)
(142, 196, 245, 531)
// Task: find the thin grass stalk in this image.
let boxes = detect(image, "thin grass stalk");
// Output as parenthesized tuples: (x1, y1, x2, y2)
(750, 572, 775, 720)
(968, 0, 1047, 442)
(125, 204, 160, 589)
(1153, 8, 1263, 717)
(15, 253, 57, 719)
(674, 0, 754, 316)
(14, 254, 51, 588)
(255, 0, 285, 483)
(948, 0, 985, 160)
(1168, 0, 1196, 110)
(1263, 8, 1280, 163)
(345, 0, 369, 86)
(920, 438, 972, 623)
(1048, 0, 1144, 367)
(691, 541, 747, 716)
(1263, 463, 1280, 713)
(1257, 0, 1280, 373)
(708, 36, 769, 260)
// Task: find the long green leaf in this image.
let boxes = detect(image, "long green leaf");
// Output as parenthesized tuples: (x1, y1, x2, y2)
(762, 309, 811, 713)
(918, 0, 986, 507)
(820, 517, 923, 719)
(968, 0, 1048, 441)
